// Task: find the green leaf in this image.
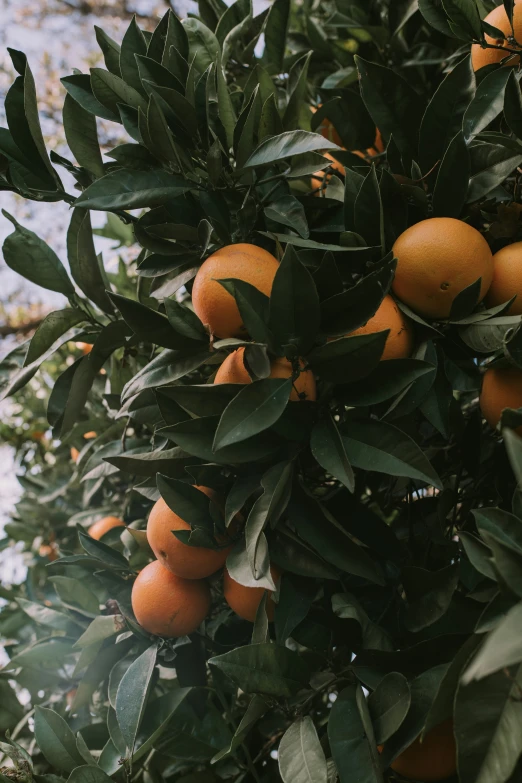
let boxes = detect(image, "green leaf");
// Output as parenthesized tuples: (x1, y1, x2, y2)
(368, 673, 411, 744)
(67, 209, 114, 313)
(244, 130, 339, 168)
(61, 74, 120, 122)
(116, 643, 157, 753)
(245, 461, 293, 580)
(402, 563, 460, 631)
(262, 0, 290, 73)
(328, 684, 382, 783)
(212, 695, 268, 763)
(209, 643, 310, 697)
(156, 475, 214, 529)
(342, 418, 442, 487)
(264, 195, 309, 239)
(183, 18, 220, 73)
(67, 767, 114, 783)
(283, 52, 312, 132)
(432, 130, 470, 218)
(504, 70, 522, 140)
(355, 55, 424, 165)
(473, 507, 522, 555)
(75, 169, 192, 210)
(77, 529, 129, 570)
(2, 211, 74, 296)
(120, 16, 148, 94)
(63, 94, 104, 178)
(505, 429, 522, 487)
(320, 260, 395, 338)
(463, 602, 522, 682)
(274, 577, 315, 643)
(34, 707, 85, 773)
(311, 415, 354, 492)
(279, 717, 327, 783)
(213, 378, 292, 450)
(16, 598, 78, 632)
(307, 333, 388, 384)
(216, 56, 236, 149)
(443, 0, 482, 39)
(268, 246, 320, 354)
(342, 359, 435, 406)
(468, 142, 522, 203)
(355, 165, 384, 249)
(289, 492, 385, 585)
(463, 68, 511, 141)
(217, 279, 272, 345)
(419, 55, 475, 173)
(95, 26, 121, 76)
(50, 576, 100, 617)
(90, 68, 147, 115)
(419, 0, 456, 35)
(455, 663, 522, 783)
(24, 309, 86, 367)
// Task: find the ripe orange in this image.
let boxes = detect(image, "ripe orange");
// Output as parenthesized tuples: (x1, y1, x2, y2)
(70, 447, 80, 463)
(311, 152, 346, 193)
(83, 431, 97, 439)
(88, 516, 125, 540)
(39, 544, 58, 561)
(223, 564, 281, 622)
(214, 347, 317, 401)
(471, 1, 522, 71)
(192, 244, 279, 338)
(392, 218, 494, 319)
(347, 295, 413, 360)
(76, 342, 93, 355)
(386, 719, 456, 781)
(131, 560, 211, 637)
(147, 488, 230, 579)
(480, 366, 522, 434)
(485, 241, 522, 314)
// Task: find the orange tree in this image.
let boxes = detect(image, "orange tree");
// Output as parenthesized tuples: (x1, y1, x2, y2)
(2, 1, 522, 782)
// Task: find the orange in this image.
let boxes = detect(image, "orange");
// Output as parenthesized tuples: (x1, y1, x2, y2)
(131, 560, 210, 637)
(223, 564, 281, 622)
(76, 342, 93, 355)
(192, 244, 279, 338)
(214, 347, 317, 401)
(392, 218, 494, 319)
(480, 366, 522, 434)
(39, 544, 58, 561)
(346, 295, 413, 360)
(88, 516, 125, 540)
(471, 1, 522, 71)
(386, 719, 457, 781)
(70, 447, 80, 462)
(311, 152, 345, 193)
(147, 487, 230, 579)
(83, 431, 97, 439)
(485, 241, 522, 314)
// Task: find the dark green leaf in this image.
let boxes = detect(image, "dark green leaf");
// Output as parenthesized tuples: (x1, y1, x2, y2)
(67, 209, 114, 313)
(279, 717, 327, 783)
(432, 130, 470, 218)
(311, 415, 354, 491)
(463, 68, 511, 141)
(368, 673, 411, 744)
(116, 644, 157, 752)
(268, 246, 320, 354)
(24, 309, 86, 367)
(34, 707, 85, 773)
(208, 643, 310, 697)
(328, 684, 382, 783)
(75, 169, 192, 210)
(307, 332, 388, 384)
(244, 130, 339, 168)
(63, 94, 104, 178)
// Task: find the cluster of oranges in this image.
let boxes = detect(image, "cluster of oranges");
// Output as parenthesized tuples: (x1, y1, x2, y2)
(88, 491, 279, 638)
(190, 221, 522, 434)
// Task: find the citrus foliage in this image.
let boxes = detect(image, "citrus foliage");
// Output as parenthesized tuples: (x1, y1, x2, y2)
(2, 1, 522, 782)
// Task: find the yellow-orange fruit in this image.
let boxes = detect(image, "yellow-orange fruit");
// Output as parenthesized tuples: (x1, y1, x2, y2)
(131, 560, 210, 637)
(76, 342, 93, 355)
(214, 347, 317, 401)
(88, 516, 125, 540)
(392, 218, 494, 319)
(83, 430, 97, 439)
(192, 244, 279, 338)
(480, 366, 522, 434)
(348, 295, 413, 360)
(39, 544, 58, 561)
(147, 488, 230, 579)
(311, 152, 345, 193)
(471, 1, 522, 71)
(386, 719, 457, 781)
(485, 241, 522, 314)
(70, 447, 80, 463)
(223, 564, 281, 622)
